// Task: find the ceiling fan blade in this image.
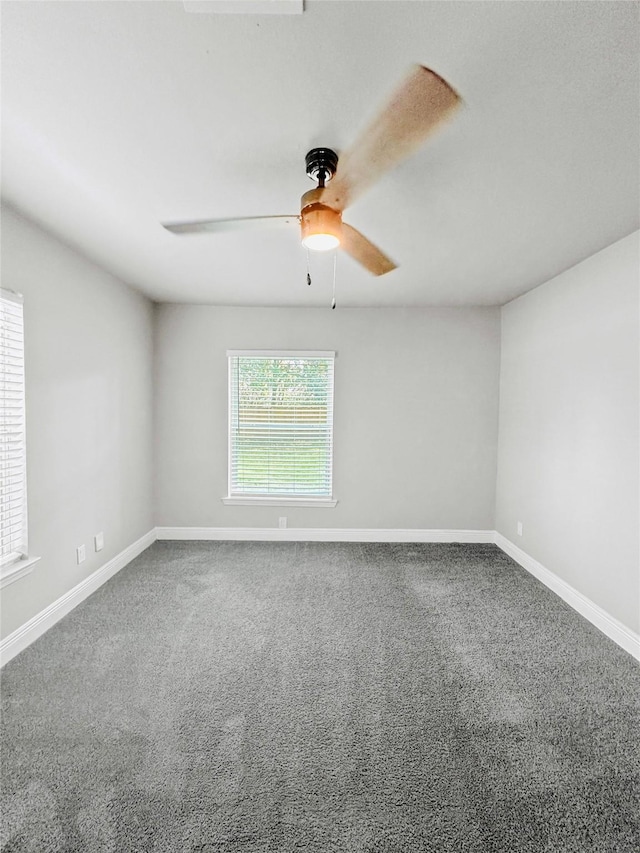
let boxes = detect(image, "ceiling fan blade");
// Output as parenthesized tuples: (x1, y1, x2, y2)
(163, 215, 299, 234)
(341, 223, 397, 276)
(321, 65, 460, 212)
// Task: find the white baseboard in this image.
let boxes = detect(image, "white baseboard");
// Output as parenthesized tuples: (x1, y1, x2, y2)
(494, 532, 640, 662)
(0, 529, 157, 668)
(3, 526, 637, 666)
(155, 526, 495, 543)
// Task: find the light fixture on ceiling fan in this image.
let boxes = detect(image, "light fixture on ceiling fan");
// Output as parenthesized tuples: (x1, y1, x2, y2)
(162, 65, 461, 276)
(300, 147, 341, 252)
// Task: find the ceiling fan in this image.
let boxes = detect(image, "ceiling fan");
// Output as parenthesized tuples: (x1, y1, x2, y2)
(162, 65, 461, 276)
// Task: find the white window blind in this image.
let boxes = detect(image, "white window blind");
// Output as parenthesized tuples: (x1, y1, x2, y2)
(228, 351, 334, 499)
(0, 290, 27, 568)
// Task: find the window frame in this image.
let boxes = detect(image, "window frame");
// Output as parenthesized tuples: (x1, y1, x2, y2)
(0, 289, 39, 588)
(223, 349, 337, 507)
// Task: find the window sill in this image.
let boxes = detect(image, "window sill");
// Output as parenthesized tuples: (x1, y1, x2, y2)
(0, 555, 41, 589)
(222, 496, 337, 508)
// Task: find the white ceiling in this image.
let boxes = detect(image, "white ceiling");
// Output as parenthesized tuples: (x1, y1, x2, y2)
(2, 1, 638, 307)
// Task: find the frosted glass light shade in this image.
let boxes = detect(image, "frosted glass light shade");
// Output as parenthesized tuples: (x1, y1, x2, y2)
(302, 232, 340, 251)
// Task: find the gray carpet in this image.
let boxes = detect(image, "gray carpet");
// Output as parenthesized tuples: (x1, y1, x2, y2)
(1, 541, 639, 852)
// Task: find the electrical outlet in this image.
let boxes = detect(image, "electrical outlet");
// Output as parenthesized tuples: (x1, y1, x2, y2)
(94, 532, 104, 552)
(278, 517, 287, 529)
(517, 521, 523, 537)
(76, 544, 86, 564)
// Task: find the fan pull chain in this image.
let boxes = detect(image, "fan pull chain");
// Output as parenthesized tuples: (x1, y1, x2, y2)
(306, 248, 312, 286)
(331, 251, 337, 309)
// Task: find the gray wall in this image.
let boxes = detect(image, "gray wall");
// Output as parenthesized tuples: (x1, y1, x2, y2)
(154, 305, 501, 531)
(0, 207, 155, 639)
(495, 231, 639, 632)
(5, 203, 635, 643)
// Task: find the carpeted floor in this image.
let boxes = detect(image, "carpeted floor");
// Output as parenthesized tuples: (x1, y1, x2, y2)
(1, 541, 639, 852)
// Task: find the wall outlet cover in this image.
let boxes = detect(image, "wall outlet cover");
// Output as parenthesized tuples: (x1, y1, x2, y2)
(94, 532, 104, 552)
(76, 545, 86, 564)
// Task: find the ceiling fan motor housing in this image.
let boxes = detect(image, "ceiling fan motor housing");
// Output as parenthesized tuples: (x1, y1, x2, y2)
(300, 188, 342, 245)
(305, 147, 338, 185)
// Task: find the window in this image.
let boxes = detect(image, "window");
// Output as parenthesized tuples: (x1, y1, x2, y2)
(225, 350, 336, 506)
(0, 290, 36, 586)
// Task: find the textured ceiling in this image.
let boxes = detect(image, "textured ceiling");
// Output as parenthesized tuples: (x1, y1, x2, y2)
(1, 1, 638, 307)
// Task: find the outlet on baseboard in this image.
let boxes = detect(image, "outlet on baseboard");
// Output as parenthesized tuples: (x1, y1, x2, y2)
(278, 517, 287, 529)
(94, 532, 104, 552)
(76, 545, 86, 564)
(517, 521, 523, 537)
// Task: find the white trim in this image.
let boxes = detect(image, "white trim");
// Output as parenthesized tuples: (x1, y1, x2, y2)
(155, 527, 494, 543)
(226, 350, 335, 359)
(3, 527, 636, 668)
(0, 555, 40, 589)
(0, 529, 156, 668)
(222, 496, 337, 507)
(494, 532, 640, 661)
